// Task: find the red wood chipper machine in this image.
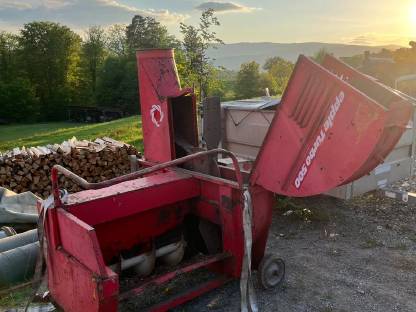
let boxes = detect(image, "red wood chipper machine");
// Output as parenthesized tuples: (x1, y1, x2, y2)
(42, 49, 412, 311)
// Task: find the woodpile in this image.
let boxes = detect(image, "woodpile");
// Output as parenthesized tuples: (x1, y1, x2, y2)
(0, 137, 140, 198)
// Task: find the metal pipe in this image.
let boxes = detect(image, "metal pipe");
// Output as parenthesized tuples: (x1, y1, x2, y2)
(110, 240, 185, 272)
(129, 155, 138, 173)
(0, 241, 39, 288)
(51, 149, 244, 206)
(116, 253, 146, 271)
(0, 229, 38, 253)
(156, 240, 183, 258)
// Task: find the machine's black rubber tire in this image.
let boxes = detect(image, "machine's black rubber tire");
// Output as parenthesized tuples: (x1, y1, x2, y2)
(258, 254, 285, 289)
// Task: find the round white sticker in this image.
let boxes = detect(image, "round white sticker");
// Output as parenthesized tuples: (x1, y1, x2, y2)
(150, 104, 164, 127)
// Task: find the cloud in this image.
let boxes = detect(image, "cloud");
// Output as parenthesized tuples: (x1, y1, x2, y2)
(42, 0, 74, 9)
(350, 35, 375, 45)
(0, 0, 73, 10)
(95, 0, 188, 24)
(347, 33, 410, 46)
(0, 0, 188, 31)
(0, 1, 34, 10)
(195, 2, 260, 14)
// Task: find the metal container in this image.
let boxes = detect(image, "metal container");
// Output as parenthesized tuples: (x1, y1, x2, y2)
(221, 98, 279, 160)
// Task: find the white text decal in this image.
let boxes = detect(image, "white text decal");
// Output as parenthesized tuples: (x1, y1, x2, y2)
(294, 91, 345, 189)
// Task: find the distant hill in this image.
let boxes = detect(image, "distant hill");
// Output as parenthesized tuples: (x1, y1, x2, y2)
(207, 42, 401, 70)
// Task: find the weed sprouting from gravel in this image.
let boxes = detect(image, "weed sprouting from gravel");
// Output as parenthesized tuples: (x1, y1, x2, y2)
(276, 196, 330, 222)
(360, 239, 384, 249)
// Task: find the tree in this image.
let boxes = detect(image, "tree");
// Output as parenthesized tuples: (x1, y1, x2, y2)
(126, 15, 178, 53)
(0, 32, 20, 83)
(312, 48, 333, 64)
(19, 21, 82, 120)
(259, 72, 275, 96)
(96, 56, 138, 114)
(235, 61, 262, 99)
(106, 24, 128, 57)
(0, 78, 39, 122)
(0, 32, 39, 122)
(263, 57, 294, 95)
(180, 9, 223, 99)
(394, 42, 416, 66)
(81, 26, 107, 102)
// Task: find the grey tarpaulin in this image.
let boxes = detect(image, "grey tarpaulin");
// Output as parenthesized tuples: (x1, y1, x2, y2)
(240, 188, 258, 312)
(0, 187, 39, 224)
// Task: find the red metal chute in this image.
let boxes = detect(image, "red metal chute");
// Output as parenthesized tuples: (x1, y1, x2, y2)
(250, 55, 412, 197)
(321, 55, 413, 184)
(137, 49, 195, 163)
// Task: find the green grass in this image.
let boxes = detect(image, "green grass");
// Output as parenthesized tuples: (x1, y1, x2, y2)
(0, 116, 143, 153)
(0, 286, 32, 309)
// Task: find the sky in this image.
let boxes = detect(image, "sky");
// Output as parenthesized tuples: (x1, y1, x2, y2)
(0, 0, 416, 46)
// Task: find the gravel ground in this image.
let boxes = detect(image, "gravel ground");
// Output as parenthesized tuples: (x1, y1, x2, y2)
(177, 192, 416, 312)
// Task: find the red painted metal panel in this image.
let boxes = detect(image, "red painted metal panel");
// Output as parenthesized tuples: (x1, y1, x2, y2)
(66, 171, 200, 225)
(57, 209, 107, 276)
(193, 179, 221, 224)
(94, 203, 192, 262)
(195, 200, 220, 225)
(218, 186, 244, 278)
(251, 55, 391, 197)
(321, 54, 413, 184)
(136, 49, 193, 163)
(250, 185, 274, 268)
(45, 208, 119, 312)
(47, 248, 118, 312)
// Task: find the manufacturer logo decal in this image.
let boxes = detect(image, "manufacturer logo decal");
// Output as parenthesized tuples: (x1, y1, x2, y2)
(294, 91, 345, 189)
(150, 104, 164, 127)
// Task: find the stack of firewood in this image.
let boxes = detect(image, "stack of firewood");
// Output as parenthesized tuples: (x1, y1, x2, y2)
(0, 137, 140, 198)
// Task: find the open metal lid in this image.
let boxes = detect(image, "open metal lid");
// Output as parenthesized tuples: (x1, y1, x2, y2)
(250, 55, 412, 197)
(221, 98, 281, 111)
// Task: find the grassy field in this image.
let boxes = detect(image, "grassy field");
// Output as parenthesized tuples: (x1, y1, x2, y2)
(0, 116, 143, 153)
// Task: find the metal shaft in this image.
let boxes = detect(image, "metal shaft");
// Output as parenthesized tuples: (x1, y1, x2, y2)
(51, 148, 244, 207)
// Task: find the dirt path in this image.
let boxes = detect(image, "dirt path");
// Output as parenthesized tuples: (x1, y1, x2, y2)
(180, 193, 416, 312)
